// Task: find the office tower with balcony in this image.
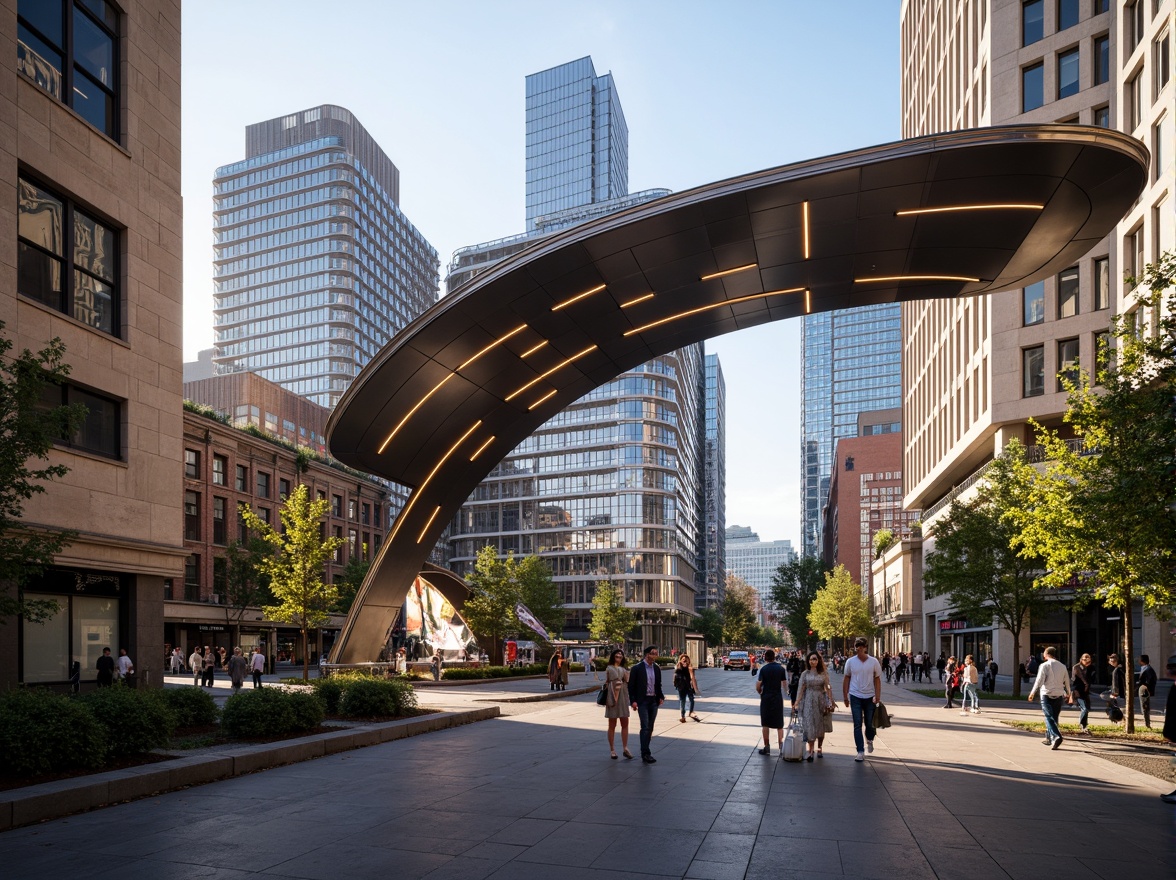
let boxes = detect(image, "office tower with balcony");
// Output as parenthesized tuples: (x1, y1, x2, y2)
(212, 105, 439, 408)
(899, 0, 1173, 665)
(446, 57, 706, 651)
(800, 305, 903, 558)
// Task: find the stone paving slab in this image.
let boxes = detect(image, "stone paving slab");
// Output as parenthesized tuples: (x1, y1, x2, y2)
(0, 669, 1171, 879)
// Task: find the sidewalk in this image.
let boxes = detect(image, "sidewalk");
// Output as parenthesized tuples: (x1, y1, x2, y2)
(0, 668, 1169, 878)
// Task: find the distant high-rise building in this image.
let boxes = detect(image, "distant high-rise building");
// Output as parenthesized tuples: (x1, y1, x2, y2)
(725, 526, 795, 617)
(447, 57, 707, 652)
(699, 355, 727, 612)
(800, 306, 903, 558)
(525, 56, 628, 231)
(212, 105, 439, 408)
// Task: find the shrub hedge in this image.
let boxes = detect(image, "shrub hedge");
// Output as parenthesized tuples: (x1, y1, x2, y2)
(220, 687, 324, 737)
(81, 684, 175, 757)
(0, 688, 107, 777)
(338, 677, 416, 717)
(154, 686, 219, 727)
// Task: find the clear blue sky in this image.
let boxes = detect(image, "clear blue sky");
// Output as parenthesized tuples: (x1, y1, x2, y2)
(181, 0, 902, 549)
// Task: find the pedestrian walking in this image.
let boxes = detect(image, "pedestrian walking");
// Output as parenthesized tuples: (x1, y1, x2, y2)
(673, 654, 701, 722)
(250, 647, 266, 688)
(1106, 653, 1126, 721)
(393, 647, 407, 676)
(547, 649, 567, 690)
(170, 647, 184, 675)
(430, 652, 442, 682)
(794, 651, 835, 760)
(627, 645, 664, 763)
(755, 649, 787, 756)
(943, 656, 959, 709)
(1137, 655, 1158, 728)
(960, 654, 981, 715)
(117, 648, 135, 687)
(96, 647, 115, 687)
(603, 649, 632, 760)
(936, 652, 947, 682)
(1028, 646, 1072, 750)
(913, 651, 924, 683)
(842, 638, 883, 762)
(228, 647, 248, 695)
(189, 646, 203, 686)
(202, 645, 216, 687)
(786, 650, 803, 704)
(1071, 653, 1093, 733)
(1159, 653, 1176, 804)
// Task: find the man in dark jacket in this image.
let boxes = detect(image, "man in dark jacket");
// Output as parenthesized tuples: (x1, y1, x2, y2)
(1071, 653, 1093, 733)
(1160, 654, 1176, 804)
(628, 645, 665, 763)
(95, 647, 115, 687)
(1137, 655, 1158, 728)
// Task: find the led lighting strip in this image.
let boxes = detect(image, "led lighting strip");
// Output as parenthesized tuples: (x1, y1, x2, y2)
(505, 344, 599, 402)
(388, 420, 482, 541)
(896, 203, 1043, 216)
(854, 274, 980, 284)
(551, 283, 607, 311)
(623, 287, 805, 337)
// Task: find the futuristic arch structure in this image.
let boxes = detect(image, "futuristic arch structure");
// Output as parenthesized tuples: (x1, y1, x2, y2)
(326, 125, 1147, 663)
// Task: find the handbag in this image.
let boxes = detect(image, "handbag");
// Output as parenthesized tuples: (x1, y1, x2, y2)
(822, 709, 833, 733)
(781, 712, 804, 762)
(872, 701, 892, 729)
(597, 683, 609, 706)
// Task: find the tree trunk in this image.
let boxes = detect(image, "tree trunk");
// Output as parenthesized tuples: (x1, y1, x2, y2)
(1123, 589, 1135, 734)
(301, 627, 309, 682)
(1010, 637, 1021, 698)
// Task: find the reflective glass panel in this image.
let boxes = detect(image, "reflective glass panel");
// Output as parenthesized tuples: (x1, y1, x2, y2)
(74, 210, 115, 281)
(1058, 49, 1080, 98)
(73, 270, 113, 332)
(1023, 63, 1044, 111)
(72, 5, 112, 84)
(73, 595, 118, 682)
(1023, 346, 1045, 397)
(1023, 0, 1044, 44)
(71, 387, 119, 457)
(1023, 281, 1045, 325)
(16, 22, 63, 98)
(22, 593, 69, 682)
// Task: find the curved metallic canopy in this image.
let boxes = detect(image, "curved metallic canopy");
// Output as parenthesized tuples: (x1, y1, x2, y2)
(327, 125, 1147, 663)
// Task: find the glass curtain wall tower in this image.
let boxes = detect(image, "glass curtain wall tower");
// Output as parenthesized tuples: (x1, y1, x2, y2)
(212, 105, 439, 408)
(699, 354, 726, 611)
(448, 57, 705, 652)
(800, 305, 903, 558)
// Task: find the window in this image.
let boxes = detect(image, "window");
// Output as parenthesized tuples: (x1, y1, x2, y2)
(1127, 70, 1143, 130)
(1155, 117, 1166, 180)
(332, 494, 342, 517)
(40, 383, 120, 458)
(1157, 31, 1171, 98)
(264, 412, 278, 433)
(16, 0, 119, 137)
(1095, 330, 1114, 373)
(1094, 257, 1110, 309)
(1057, 338, 1080, 390)
(235, 464, 248, 492)
(1023, 0, 1044, 45)
(1128, 226, 1145, 281)
(212, 497, 227, 545)
(185, 449, 200, 479)
(361, 503, 370, 526)
(1094, 35, 1109, 84)
(348, 499, 357, 520)
(1095, 0, 1108, 12)
(1058, 267, 1080, 317)
(1058, 48, 1080, 98)
(348, 528, 358, 560)
(1058, 0, 1079, 30)
(212, 455, 227, 486)
(1129, 0, 1145, 50)
(184, 555, 199, 591)
(372, 506, 381, 529)
(1023, 62, 1044, 112)
(184, 491, 200, 541)
(1023, 346, 1045, 397)
(17, 176, 119, 335)
(1023, 281, 1045, 325)
(279, 478, 290, 501)
(257, 472, 270, 499)
(213, 557, 227, 600)
(1094, 105, 1110, 127)
(238, 504, 248, 543)
(257, 507, 271, 525)
(334, 525, 344, 563)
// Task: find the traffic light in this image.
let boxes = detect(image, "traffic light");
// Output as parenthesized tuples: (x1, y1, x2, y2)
(807, 629, 814, 637)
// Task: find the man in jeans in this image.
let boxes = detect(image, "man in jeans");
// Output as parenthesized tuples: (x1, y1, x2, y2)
(1070, 653, 1094, 733)
(1028, 646, 1072, 749)
(842, 638, 883, 762)
(628, 645, 665, 764)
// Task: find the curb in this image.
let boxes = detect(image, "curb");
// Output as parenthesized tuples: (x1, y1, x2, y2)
(480, 684, 601, 703)
(0, 706, 499, 833)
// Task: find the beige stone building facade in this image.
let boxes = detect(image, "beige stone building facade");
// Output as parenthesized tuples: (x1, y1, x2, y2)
(898, 0, 1173, 671)
(2, 0, 184, 688)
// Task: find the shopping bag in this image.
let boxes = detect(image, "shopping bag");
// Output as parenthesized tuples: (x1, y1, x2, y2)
(873, 701, 892, 729)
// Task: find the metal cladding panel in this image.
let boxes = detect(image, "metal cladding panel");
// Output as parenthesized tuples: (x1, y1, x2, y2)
(326, 125, 1149, 664)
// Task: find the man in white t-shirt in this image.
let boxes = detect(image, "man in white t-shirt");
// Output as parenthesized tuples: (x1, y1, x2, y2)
(842, 638, 883, 761)
(117, 648, 135, 687)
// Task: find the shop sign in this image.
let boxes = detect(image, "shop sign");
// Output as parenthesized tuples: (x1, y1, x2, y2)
(939, 618, 970, 632)
(198, 625, 226, 631)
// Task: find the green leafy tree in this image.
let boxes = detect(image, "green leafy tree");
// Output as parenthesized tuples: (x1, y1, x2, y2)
(923, 443, 1051, 696)
(515, 554, 563, 643)
(0, 325, 84, 624)
(721, 574, 757, 647)
(769, 556, 827, 650)
(332, 554, 370, 615)
(872, 528, 896, 559)
(589, 579, 637, 649)
(808, 564, 874, 653)
(1010, 252, 1176, 731)
(693, 606, 724, 648)
(222, 535, 274, 629)
(240, 484, 343, 681)
(462, 545, 517, 666)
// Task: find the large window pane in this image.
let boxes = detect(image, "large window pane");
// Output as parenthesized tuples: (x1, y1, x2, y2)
(71, 387, 120, 457)
(73, 270, 113, 333)
(1023, 346, 1045, 397)
(17, 242, 63, 310)
(73, 595, 118, 683)
(74, 211, 115, 281)
(22, 592, 69, 683)
(1057, 338, 1080, 390)
(1094, 257, 1110, 309)
(1058, 0, 1079, 30)
(72, 5, 112, 85)
(18, 180, 64, 253)
(1023, 281, 1045, 325)
(15, 23, 62, 99)
(1023, 0, 1044, 44)
(1095, 35, 1110, 84)
(1058, 267, 1080, 317)
(18, 0, 64, 45)
(1023, 63, 1044, 111)
(1058, 49, 1080, 98)
(71, 68, 113, 133)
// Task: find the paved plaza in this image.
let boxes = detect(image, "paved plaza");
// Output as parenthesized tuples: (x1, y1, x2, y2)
(1, 667, 1171, 879)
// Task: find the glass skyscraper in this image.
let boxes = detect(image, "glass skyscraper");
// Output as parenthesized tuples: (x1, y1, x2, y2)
(525, 57, 628, 231)
(800, 304, 902, 558)
(447, 57, 706, 651)
(212, 105, 439, 408)
(699, 354, 726, 612)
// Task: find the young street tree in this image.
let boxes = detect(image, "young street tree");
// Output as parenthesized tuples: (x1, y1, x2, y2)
(463, 546, 563, 665)
(589, 579, 637, 650)
(222, 535, 274, 635)
(693, 606, 724, 650)
(769, 556, 827, 651)
(0, 325, 84, 624)
(923, 443, 1050, 697)
(240, 484, 343, 681)
(808, 564, 874, 654)
(721, 574, 758, 647)
(1010, 252, 1176, 732)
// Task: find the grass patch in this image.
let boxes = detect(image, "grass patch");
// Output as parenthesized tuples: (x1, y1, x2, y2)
(1002, 719, 1165, 743)
(911, 688, 1025, 701)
